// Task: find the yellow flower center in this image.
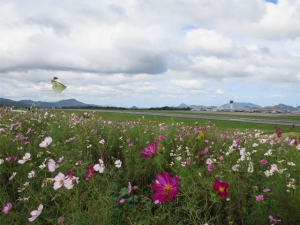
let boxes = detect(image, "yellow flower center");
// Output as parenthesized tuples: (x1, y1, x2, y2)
(150, 150, 155, 155)
(59, 179, 64, 184)
(219, 187, 225, 192)
(164, 185, 171, 196)
(46, 142, 49, 146)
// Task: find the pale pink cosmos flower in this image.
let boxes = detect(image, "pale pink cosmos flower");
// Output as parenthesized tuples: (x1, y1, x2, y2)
(18, 153, 31, 164)
(206, 158, 213, 164)
(263, 188, 271, 192)
(9, 172, 17, 181)
(39, 137, 52, 147)
(58, 156, 64, 163)
(128, 182, 132, 194)
(232, 165, 240, 172)
(2, 202, 12, 214)
(66, 137, 75, 143)
(28, 204, 43, 222)
(53, 173, 65, 190)
(48, 159, 59, 172)
(270, 164, 278, 172)
(119, 198, 125, 204)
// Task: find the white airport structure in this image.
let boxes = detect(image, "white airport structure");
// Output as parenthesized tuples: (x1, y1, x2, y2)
(230, 101, 234, 110)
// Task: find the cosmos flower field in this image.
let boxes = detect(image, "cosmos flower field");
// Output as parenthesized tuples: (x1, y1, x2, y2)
(0, 109, 300, 224)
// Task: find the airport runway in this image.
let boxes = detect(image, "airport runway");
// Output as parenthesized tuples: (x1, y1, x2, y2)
(90, 110, 300, 127)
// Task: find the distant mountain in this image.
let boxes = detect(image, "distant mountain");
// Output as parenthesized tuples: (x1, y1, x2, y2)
(221, 102, 262, 109)
(0, 98, 89, 108)
(274, 104, 297, 111)
(177, 103, 216, 109)
(177, 103, 188, 108)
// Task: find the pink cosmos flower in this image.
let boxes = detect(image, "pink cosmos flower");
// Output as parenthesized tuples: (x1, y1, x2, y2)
(28, 204, 43, 222)
(263, 188, 271, 192)
(39, 137, 52, 147)
(207, 164, 214, 172)
(202, 147, 208, 154)
(151, 172, 179, 203)
(2, 202, 12, 214)
(269, 215, 281, 224)
(213, 180, 229, 197)
(119, 198, 125, 204)
(57, 216, 65, 224)
(140, 141, 157, 158)
(260, 159, 268, 164)
(86, 166, 96, 180)
(255, 195, 264, 201)
(158, 135, 164, 140)
(66, 137, 75, 143)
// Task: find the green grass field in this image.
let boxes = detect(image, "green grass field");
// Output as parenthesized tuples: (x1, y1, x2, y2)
(60, 109, 300, 134)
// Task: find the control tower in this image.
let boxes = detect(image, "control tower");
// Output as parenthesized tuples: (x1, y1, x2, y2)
(230, 100, 234, 109)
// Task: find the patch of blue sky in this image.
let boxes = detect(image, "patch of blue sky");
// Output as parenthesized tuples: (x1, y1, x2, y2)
(181, 24, 198, 31)
(265, 0, 277, 4)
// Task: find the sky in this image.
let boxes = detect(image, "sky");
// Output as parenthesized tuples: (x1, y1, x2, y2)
(0, 0, 300, 108)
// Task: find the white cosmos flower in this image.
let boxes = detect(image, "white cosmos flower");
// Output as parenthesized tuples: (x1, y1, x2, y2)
(264, 170, 273, 177)
(53, 173, 65, 190)
(64, 176, 79, 190)
(39, 137, 52, 148)
(93, 159, 105, 173)
(28, 170, 35, 178)
(39, 163, 46, 169)
(115, 160, 122, 168)
(48, 159, 59, 172)
(9, 172, 17, 180)
(18, 153, 31, 164)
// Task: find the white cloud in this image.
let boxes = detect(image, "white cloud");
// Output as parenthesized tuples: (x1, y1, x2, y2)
(0, 0, 299, 107)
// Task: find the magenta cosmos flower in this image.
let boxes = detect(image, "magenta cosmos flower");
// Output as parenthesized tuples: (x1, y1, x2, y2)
(140, 141, 157, 158)
(151, 172, 179, 203)
(213, 180, 229, 197)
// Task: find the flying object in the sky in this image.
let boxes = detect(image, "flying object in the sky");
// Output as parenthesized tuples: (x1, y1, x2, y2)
(51, 77, 67, 93)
